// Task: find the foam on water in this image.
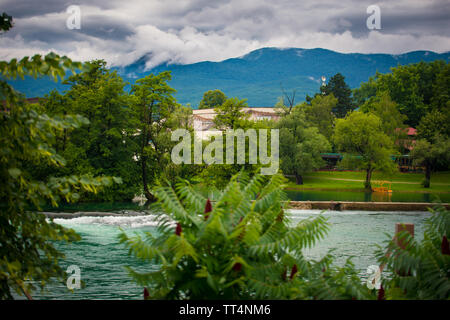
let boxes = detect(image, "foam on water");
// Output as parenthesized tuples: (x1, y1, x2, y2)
(52, 214, 161, 228)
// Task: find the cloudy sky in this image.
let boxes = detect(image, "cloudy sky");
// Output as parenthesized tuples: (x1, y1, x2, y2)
(1, 0, 449, 68)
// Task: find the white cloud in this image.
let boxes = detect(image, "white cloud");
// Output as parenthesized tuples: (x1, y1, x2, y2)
(1, 0, 449, 68)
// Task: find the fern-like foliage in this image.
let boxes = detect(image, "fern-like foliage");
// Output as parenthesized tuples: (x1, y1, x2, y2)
(375, 204, 450, 300)
(119, 172, 374, 300)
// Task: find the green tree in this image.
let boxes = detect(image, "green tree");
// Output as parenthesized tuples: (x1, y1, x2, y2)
(130, 71, 178, 201)
(376, 205, 450, 299)
(299, 94, 337, 141)
(0, 12, 13, 32)
(42, 60, 140, 201)
(0, 33, 119, 298)
(416, 109, 450, 142)
(333, 112, 397, 190)
(157, 104, 203, 185)
(320, 73, 355, 118)
(120, 172, 373, 299)
(430, 63, 450, 110)
(277, 108, 331, 184)
(198, 89, 227, 109)
(213, 97, 249, 130)
(195, 118, 276, 189)
(360, 91, 407, 142)
(412, 108, 450, 188)
(354, 61, 448, 127)
(410, 137, 450, 188)
(352, 76, 377, 107)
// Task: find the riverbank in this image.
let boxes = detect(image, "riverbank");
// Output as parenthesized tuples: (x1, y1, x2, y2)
(286, 171, 450, 193)
(39, 201, 449, 219)
(288, 201, 450, 211)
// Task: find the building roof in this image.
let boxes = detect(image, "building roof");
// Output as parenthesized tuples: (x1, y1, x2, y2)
(407, 127, 417, 136)
(395, 127, 417, 136)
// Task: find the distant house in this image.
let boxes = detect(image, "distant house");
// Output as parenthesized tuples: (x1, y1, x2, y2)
(192, 107, 280, 140)
(395, 127, 417, 152)
(1, 97, 44, 112)
(25, 97, 42, 104)
(394, 127, 423, 172)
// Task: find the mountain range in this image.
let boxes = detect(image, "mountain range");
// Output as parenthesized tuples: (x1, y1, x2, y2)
(9, 47, 450, 107)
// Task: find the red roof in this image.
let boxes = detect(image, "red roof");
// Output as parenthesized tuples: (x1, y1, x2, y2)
(395, 127, 417, 136)
(406, 127, 417, 136)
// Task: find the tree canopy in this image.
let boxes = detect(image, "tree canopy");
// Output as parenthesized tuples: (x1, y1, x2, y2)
(198, 89, 227, 109)
(354, 61, 449, 127)
(359, 91, 407, 143)
(0, 53, 120, 298)
(277, 107, 330, 184)
(213, 97, 249, 130)
(333, 112, 397, 190)
(298, 94, 337, 141)
(42, 60, 140, 201)
(319, 73, 355, 118)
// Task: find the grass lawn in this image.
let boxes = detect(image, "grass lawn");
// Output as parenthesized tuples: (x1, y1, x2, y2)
(285, 171, 450, 193)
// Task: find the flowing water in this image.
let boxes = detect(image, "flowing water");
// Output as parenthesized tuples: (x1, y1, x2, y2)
(24, 210, 430, 300)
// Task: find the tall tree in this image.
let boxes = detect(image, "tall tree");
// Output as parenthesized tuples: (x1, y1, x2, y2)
(0, 15, 118, 299)
(198, 89, 227, 109)
(410, 137, 450, 188)
(416, 109, 450, 142)
(333, 112, 397, 190)
(320, 73, 355, 118)
(0, 12, 12, 32)
(298, 94, 337, 141)
(412, 108, 450, 187)
(280, 84, 297, 114)
(431, 63, 450, 110)
(277, 107, 330, 184)
(44, 60, 140, 201)
(360, 91, 407, 143)
(130, 71, 177, 202)
(354, 61, 448, 127)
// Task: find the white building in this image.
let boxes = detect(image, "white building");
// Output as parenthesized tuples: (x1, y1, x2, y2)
(192, 107, 279, 140)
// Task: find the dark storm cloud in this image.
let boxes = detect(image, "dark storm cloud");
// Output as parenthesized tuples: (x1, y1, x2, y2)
(0, 0, 449, 67)
(77, 15, 135, 40)
(328, 0, 450, 38)
(0, 0, 114, 18)
(3, 10, 134, 44)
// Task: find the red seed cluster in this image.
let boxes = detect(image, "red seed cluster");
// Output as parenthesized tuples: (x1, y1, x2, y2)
(175, 223, 182, 236)
(204, 198, 212, 220)
(233, 262, 242, 272)
(442, 236, 450, 255)
(290, 264, 298, 279)
(377, 285, 385, 300)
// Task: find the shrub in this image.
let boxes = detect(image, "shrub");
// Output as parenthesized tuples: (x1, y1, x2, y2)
(376, 204, 450, 299)
(120, 172, 373, 299)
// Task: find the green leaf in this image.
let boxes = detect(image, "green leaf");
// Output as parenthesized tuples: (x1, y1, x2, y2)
(8, 168, 21, 179)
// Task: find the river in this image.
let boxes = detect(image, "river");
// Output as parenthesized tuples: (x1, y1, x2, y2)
(23, 209, 429, 300)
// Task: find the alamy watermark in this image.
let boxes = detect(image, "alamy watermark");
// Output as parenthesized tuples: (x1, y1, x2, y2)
(66, 264, 81, 290)
(366, 5, 381, 30)
(171, 128, 279, 175)
(66, 5, 81, 30)
(366, 265, 382, 289)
